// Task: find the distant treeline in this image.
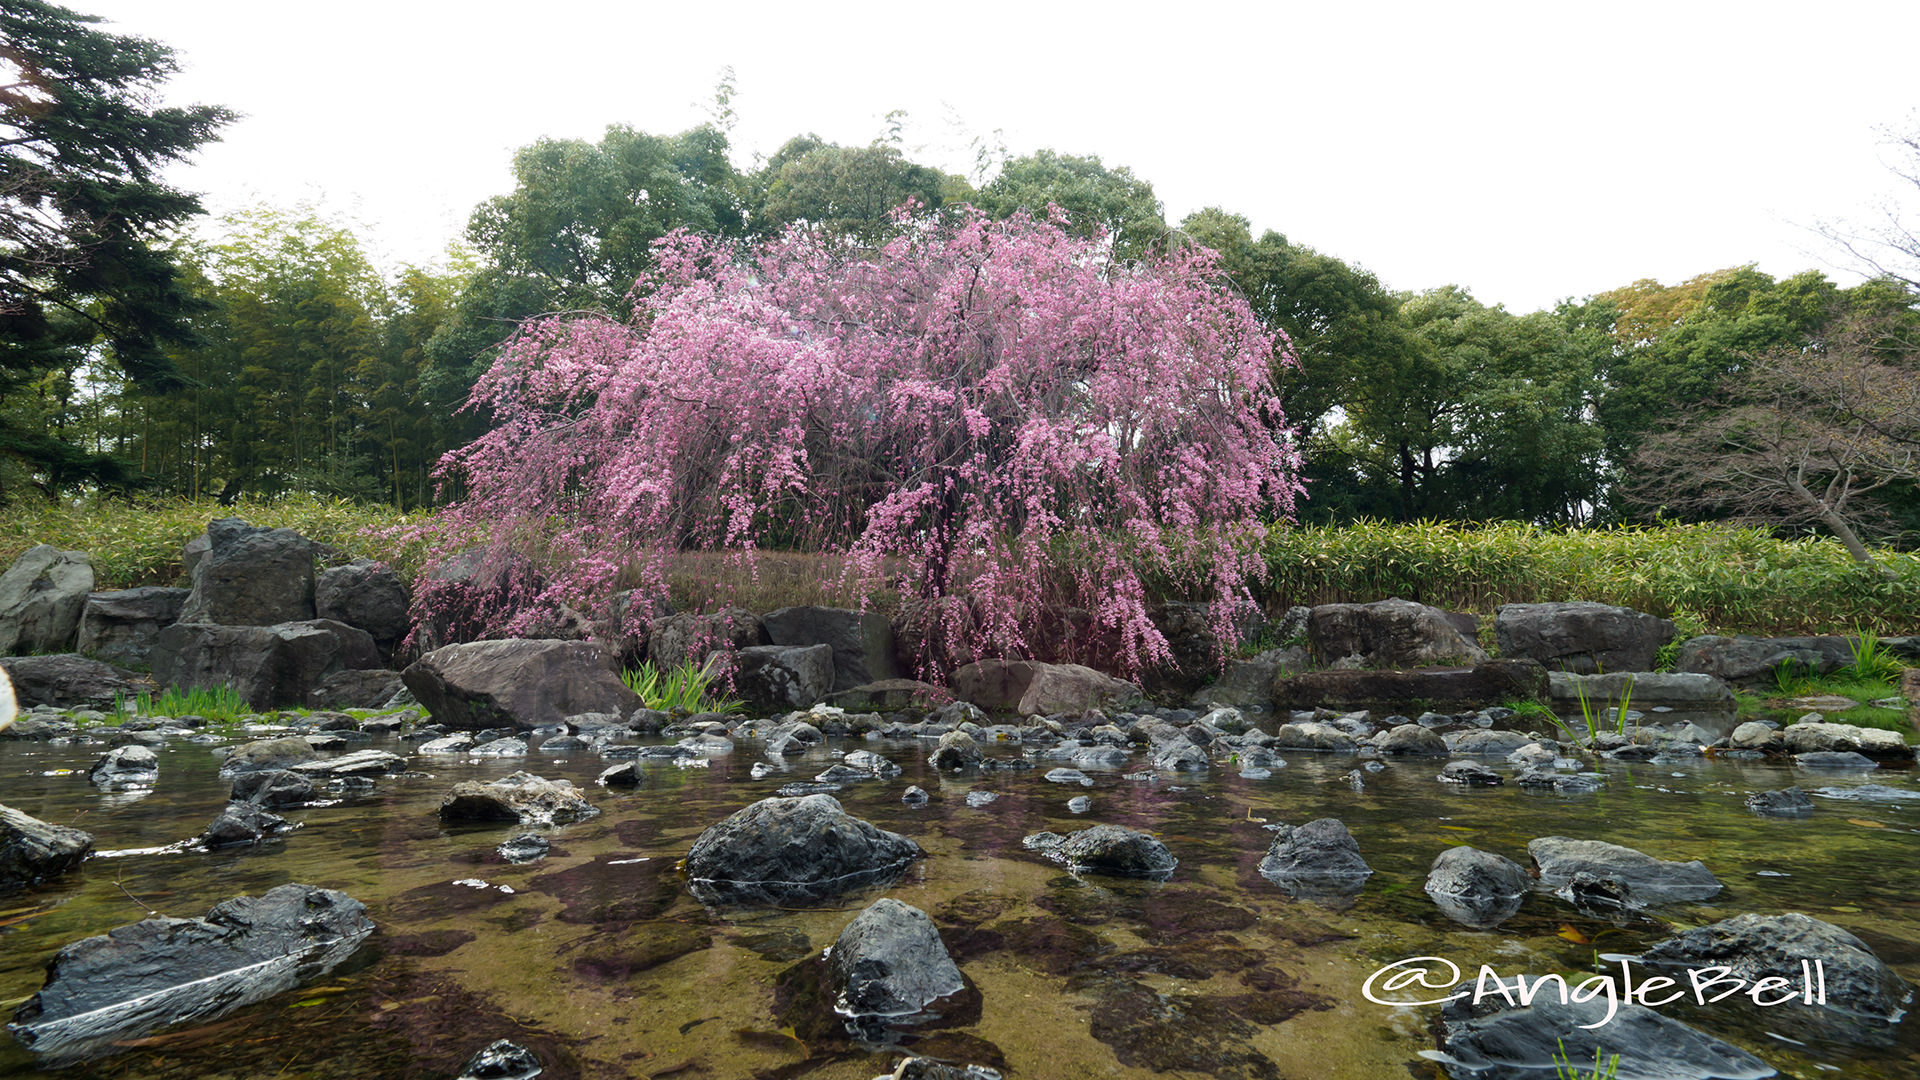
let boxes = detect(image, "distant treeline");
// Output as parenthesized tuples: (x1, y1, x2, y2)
(9, 111, 1919, 537)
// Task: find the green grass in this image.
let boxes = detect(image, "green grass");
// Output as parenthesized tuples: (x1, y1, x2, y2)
(622, 660, 743, 715)
(114, 685, 254, 726)
(1554, 1040, 1620, 1080)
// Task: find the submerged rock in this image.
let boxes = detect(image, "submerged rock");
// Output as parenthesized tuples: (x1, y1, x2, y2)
(683, 794, 923, 906)
(438, 772, 598, 826)
(1527, 837, 1721, 907)
(1, 803, 93, 891)
(1438, 761, 1503, 786)
(1259, 818, 1372, 905)
(1425, 846, 1530, 929)
(497, 834, 550, 863)
(828, 898, 965, 1018)
(219, 736, 319, 776)
(7, 884, 374, 1063)
(1640, 913, 1912, 1022)
(1745, 787, 1814, 814)
(1427, 983, 1775, 1080)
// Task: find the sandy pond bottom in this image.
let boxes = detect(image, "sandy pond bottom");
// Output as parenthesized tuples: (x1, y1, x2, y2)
(1, 730, 1918, 1080)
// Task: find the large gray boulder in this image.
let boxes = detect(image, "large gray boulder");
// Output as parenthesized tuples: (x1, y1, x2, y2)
(828, 898, 965, 1018)
(0, 545, 95, 655)
(314, 559, 410, 652)
(646, 608, 769, 670)
(1025, 824, 1178, 877)
(1308, 598, 1487, 668)
(7, 884, 373, 1063)
(1, 803, 93, 891)
(683, 794, 924, 906)
(438, 771, 597, 825)
(761, 605, 904, 692)
(1430, 988, 1775, 1080)
(0, 654, 137, 709)
(178, 519, 315, 627)
(1495, 601, 1676, 674)
(400, 639, 641, 730)
(305, 668, 405, 710)
(152, 620, 381, 711)
(953, 658, 1144, 716)
(1190, 646, 1309, 709)
(1677, 634, 1860, 687)
(1547, 671, 1738, 738)
(1640, 912, 1911, 1021)
(75, 587, 188, 669)
(730, 643, 834, 710)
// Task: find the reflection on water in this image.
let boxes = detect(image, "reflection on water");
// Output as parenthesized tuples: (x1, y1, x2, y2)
(1, 729, 1917, 1079)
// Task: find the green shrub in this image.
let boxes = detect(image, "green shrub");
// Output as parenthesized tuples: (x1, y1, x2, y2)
(622, 660, 742, 715)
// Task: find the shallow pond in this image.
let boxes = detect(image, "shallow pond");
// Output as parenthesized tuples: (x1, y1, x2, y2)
(2, 727, 1918, 1080)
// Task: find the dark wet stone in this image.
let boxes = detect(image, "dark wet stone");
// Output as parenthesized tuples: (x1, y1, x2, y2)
(1030, 825, 1177, 878)
(816, 763, 881, 782)
(1641, 912, 1911, 1021)
(1746, 787, 1814, 814)
(964, 790, 998, 807)
(879, 1058, 1004, 1080)
(901, 786, 929, 805)
(1425, 846, 1530, 929)
(1438, 761, 1503, 786)
(497, 834, 550, 863)
(1527, 836, 1721, 906)
(597, 762, 643, 787)
(1067, 795, 1092, 813)
(326, 775, 376, 795)
(572, 922, 712, 981)
(200, 801, 293, 847)
(1429, 984, 1775, 1080)
(536, 735, 589, 753)
(840, 749, 900, 776)
(455, 1038, 542, 1080)
(828, 898, 964, 1017)
(1514, 768, 1605, 794)
(1044, 767, 1093, 785)
(0, 803, 93, 891)
(8, 884, 373, 1063)
(684, 794, 924, 907)
(230, 768, 316, 808)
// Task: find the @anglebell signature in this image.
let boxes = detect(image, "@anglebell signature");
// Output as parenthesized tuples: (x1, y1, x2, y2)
(1363, 954, 1829, 1030)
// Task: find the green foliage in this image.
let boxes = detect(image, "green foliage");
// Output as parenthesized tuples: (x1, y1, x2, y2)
(977, 150, 1166, 261)
(1845, 627, 1906, 683)
(622, 660, 742, 715)
(1553, 1040, 1620, 1080)
(1260, 520, 1920, 636)
(1558, 674, 1635, 746)
(0, 493, 421, 588)
(0, 0, 235, 503)
(115, 684, 251, 726)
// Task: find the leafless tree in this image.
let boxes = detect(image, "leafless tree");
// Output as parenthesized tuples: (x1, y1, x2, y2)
(1624, 314, 1920, 564)
(1812, 116, 1920, 297)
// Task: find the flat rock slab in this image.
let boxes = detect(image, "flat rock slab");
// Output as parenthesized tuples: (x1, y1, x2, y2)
(438, 772, 597, 826)
(7, 884, 373, 1063)
(1025, 824, 1177, 878)
(1429, 989, 1775, 1079)
(288, 750, 407, 778)
(1274, 661, 1547, 714)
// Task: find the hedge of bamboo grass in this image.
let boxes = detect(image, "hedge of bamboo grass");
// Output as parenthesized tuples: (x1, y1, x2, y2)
(4, 500, 1915, 639)
(0, 495, 428, 589)
(1259, 521, 1920, 636)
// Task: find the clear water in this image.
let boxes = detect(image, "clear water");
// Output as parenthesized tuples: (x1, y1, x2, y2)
(1, 729, 1917, 1080)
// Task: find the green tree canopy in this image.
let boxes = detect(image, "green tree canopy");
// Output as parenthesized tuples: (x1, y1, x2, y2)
(976, 150, 1165, 261)
(0, 0, 233, 499)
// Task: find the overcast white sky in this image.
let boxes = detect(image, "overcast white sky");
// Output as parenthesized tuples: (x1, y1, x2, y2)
(79, 0, 1920, 313)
